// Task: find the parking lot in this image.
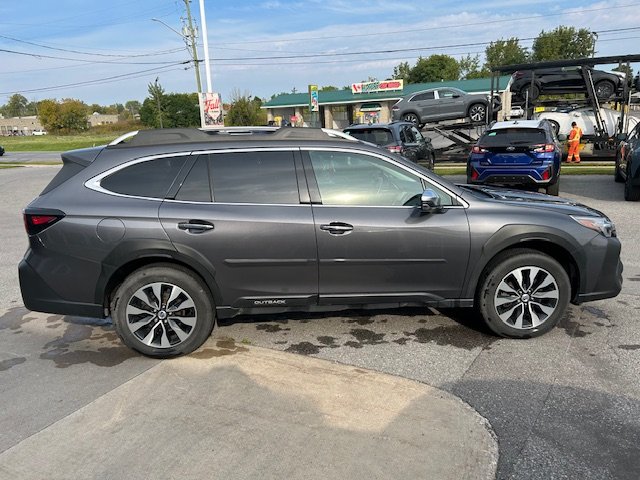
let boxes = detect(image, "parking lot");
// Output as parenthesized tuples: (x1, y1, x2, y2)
(1, 165, 639, 479)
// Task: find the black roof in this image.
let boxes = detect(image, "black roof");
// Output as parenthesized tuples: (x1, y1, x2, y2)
(493, 54, 640, 74)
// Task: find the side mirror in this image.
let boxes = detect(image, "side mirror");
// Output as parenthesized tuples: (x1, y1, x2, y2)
(617, 132, 628, 141)
(558, 134, 567, 141)
(421, 189, 442, 213)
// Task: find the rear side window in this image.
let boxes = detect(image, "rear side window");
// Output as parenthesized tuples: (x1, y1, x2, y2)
(101, 156, 188, 199)
(346, 128, 394, 146)
(210, 151, 299, 204)
(175, 155, 211, 202)
(481, 128, 547, 146)
(411, 92, 435, 101)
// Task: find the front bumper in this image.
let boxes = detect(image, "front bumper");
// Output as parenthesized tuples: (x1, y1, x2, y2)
(573, 235, 623, 304)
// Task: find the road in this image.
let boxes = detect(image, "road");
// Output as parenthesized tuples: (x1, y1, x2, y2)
(1, 166, 639, 479)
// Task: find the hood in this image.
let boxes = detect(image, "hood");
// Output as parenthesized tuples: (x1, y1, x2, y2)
(458, 184, 608, 217)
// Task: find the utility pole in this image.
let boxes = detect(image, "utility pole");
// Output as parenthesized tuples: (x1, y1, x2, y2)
(199, 0, 212, 93)
(183, 0, 202, 94)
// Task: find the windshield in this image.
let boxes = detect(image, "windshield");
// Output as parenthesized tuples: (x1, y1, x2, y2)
(480, 128, 546, 146)
(346, 128, 395, 146)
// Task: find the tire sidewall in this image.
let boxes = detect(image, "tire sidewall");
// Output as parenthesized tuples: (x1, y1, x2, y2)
(478, 251, 570, 338)
(112, 265, 215, 357)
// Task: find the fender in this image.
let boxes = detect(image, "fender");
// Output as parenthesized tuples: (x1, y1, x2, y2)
(96, 239, 223, 307)
(461, 224, 585, 300)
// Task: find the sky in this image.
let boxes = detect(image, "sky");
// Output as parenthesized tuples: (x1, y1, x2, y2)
(2, 0, 640, 107)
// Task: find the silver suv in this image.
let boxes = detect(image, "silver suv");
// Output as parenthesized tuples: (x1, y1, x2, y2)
(392, 87, 496, 127)
(20, 128, 622, 357)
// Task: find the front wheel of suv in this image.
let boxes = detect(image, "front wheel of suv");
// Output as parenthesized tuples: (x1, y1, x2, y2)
(468, 103, 487, 123)
(403, 112, 420, 126)
(111, 264, 215, 357)
(477, 249, 570, 338)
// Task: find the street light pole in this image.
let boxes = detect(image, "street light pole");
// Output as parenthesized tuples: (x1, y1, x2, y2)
(152, 8, 202, 94)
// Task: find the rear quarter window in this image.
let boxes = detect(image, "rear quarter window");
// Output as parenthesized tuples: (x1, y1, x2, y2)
(100, 155, 188, 199)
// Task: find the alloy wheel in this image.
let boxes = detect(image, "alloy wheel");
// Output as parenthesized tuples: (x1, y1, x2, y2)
(125, 282, 198, 348)
(403, 113, 419, 125)
(493, 266, 560, 330)
(469, 104, 486, 123)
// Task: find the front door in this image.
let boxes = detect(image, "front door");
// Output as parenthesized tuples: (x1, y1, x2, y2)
(304, 149, 470, 305)
(159, 150, 318, 310)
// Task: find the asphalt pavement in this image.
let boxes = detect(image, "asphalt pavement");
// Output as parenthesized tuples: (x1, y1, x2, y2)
(1, 165, 639, 479)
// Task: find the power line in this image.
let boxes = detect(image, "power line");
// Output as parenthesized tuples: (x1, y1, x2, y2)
(0, 47, 189, 65)
(0, 63, 188, 95)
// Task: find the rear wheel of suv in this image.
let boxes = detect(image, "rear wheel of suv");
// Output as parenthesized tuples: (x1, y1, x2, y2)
(546, 179, 560, 196)
(624, 167, 640, 201)
(468, 104, 487, 123)
(594, 80, 615, 100)
(111, 264, 215, 357)
(520, 84, 540, 101)
(477, 249, 570, 338)
(403, 112, 420, 126)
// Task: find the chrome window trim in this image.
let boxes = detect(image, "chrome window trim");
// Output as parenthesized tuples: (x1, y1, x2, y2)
(301, 146, 469, 209)
(191, 147, 299, 155)
(164, 199, 307, 207)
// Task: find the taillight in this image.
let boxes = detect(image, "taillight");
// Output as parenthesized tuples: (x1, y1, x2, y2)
(533, 144, 555, 153)
(24, 211, 65, 236)
(512, 71, 525, 79)
(387, 145, 403, 154)
(472, 146, 488, 154)
(392, 105, 400, 111)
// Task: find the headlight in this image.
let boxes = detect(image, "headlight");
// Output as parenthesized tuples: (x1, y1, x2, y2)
(571, 215, 616, 238)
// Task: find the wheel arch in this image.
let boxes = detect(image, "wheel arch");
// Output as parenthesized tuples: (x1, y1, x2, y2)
(99, 245, 223, 314)
(464, 227, 583, 304)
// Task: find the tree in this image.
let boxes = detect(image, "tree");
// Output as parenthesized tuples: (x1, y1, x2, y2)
(162, 93, 200, 128)
(485, 38, 529, 70)
(613, 64, 633, 82)
(140, 79, 166, 128)
(225, 89, 266, 126)
(392, 61, 411, 81)
(37, 98, 88, 133)
(458, 54, 489, 79)
(319, 85, 339, 91)
(4, 94, 29, 117)
(407, 55, 460, 84)
(88, 103, 105, 114)
(532, 26, 596, 61)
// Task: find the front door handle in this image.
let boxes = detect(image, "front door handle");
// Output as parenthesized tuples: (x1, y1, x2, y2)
(177, 221, 214, 233)
(320, 222, 353, 235)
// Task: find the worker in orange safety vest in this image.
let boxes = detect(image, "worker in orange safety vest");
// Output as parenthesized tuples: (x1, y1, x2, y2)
(567, 121, 583, 163)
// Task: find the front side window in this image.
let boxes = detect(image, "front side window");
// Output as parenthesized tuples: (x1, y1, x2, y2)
(403, 126, 417, 143)
(438, 89, 458, 98)
(210, 151, 299, 204)
(411, 126, 426, 143)
(101, 155, 188, 199)
(309, 150, 424, 207)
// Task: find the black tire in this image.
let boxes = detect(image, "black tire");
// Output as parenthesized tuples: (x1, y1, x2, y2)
(521, 84, 540, 101)
(429, 152, 436, 171)
(614, 164, 625, 183)
(468, 103, 487, 123)
(546, 179, 560, 196)
(477, 249, 570, 338)
(624, 167, 640, 201)
(111, 264, 215, 358)
(594, 80, 615, 100)
(548, 120, 560, 137)
(403, 112, 420, 125)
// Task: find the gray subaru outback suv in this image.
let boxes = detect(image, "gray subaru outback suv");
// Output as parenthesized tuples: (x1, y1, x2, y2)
(19, 128, 623, 357)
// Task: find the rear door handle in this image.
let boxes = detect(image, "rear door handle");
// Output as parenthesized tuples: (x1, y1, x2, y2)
(320, 222, 353, 235)
(177, 221, 214, 233)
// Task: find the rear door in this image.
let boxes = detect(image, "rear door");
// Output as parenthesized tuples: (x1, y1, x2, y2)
(304, 148, 470, 303)
(408, 91, 439, 122)
(159, 149, 318, 310)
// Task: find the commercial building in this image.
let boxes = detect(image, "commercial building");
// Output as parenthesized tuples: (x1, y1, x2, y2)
(0, 113, 121, 135)
(262, 76, 511, 128)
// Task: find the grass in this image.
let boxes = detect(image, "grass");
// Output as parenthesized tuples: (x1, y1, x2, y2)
(0, 165, 21, 169)
(1, 133, 122, 152)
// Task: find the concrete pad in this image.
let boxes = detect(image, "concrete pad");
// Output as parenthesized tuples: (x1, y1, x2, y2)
(0, 340, 497, 480)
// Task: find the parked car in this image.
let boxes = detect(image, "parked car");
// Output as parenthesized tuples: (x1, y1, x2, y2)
(391, 87, 498, 126)
(536, 107, 639, 137)
(614, 122, 640, 201)
(510, 67, 626, 101)
(467, 119, 563, 195)
(19, 127, 622, 357)
(343, 121, 436, 169)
